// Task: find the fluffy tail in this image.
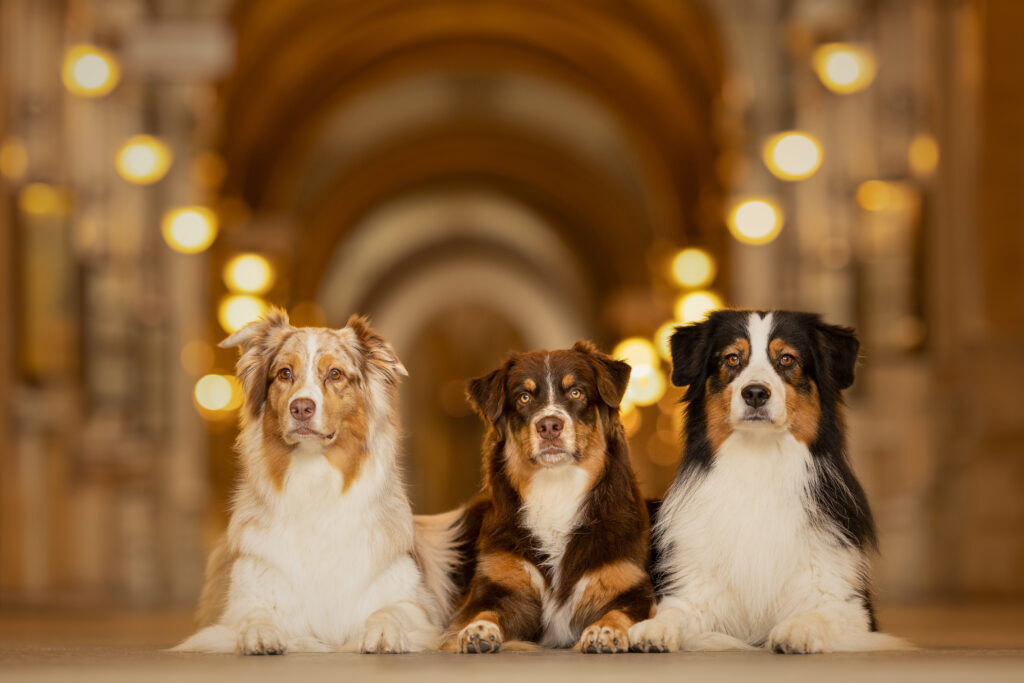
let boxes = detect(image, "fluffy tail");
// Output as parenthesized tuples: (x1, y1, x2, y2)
(170, 625, 236, 653)
(413, 507, 468, 625)
(832, 630, 916, 652)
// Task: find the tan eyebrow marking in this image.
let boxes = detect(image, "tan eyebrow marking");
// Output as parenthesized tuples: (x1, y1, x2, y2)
(769, 339, 799, 359)
(561, 374, 576, 390)
(524, 378, 537, 392)
(722, 338, 750, 358)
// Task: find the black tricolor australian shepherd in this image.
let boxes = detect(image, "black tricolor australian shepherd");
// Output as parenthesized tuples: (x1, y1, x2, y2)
(432, 341, 655, 653)
(629, 310, 910, 653)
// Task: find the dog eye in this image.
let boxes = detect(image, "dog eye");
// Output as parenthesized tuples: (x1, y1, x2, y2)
(724, 354, 741, 367)
(277, 368, 292, 381)
(518, 392, 532, 405)
(329, 368, 343, 380)
(569, 388, 583, 399)
(779, 354, 795, 367)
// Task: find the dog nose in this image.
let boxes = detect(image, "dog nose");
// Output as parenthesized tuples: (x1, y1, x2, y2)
(536, 416, 564, 440)
(741, 383, 771, 408)
(290, 398, 316, 421)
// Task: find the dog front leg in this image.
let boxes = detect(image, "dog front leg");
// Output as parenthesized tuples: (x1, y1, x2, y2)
(220, 554, 291, 655)
(571, 561, 655, 654)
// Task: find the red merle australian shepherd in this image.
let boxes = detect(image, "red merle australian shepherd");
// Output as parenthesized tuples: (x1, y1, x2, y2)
(629, 310, 910, 653)
(431, 341, 655, 653)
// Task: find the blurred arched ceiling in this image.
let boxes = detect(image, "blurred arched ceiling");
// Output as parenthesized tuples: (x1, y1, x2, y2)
(217, 0, 727, 312)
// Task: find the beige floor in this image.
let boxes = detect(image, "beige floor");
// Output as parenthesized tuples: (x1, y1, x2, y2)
(1, 605, 1023, 682)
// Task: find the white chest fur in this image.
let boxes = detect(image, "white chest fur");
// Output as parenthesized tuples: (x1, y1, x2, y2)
(660, 431, 850, 642)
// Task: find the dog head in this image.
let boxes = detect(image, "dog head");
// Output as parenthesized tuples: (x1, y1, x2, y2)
(669, 310, 858, 448)
(466, 341, 630, 474)
(220, 308, 407, 450)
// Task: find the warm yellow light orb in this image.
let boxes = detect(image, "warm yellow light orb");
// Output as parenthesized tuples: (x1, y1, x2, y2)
(62, 44, 120, 97)
(670, 247, 716, 288)
(625, 364, 667, 407)
(218, 295, 268, 334)
(763, 132, 823, 181)
(224, 254, 274, 294)
(612, 337, 659, 370)
(856, 180, 917, 213)
(675, 291, 724, 324)
(728, 198, 783, 245)
(908, 134, 940, 177)
(116, 134, 173, 184)
(0, 137, 28, 180)
(18, 183, 69, 216)
(194, 374, 233, 411)
(162, 206, 218, 254)
(812, 43, 876, 95)
(654, 320, 681, 362)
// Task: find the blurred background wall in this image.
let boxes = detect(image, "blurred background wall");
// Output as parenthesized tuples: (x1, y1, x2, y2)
(0, 0, 1022, 611)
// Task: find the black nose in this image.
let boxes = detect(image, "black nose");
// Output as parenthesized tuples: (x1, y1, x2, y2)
(741, 383, 771, 408)
(290, 398, 316, 421)
(536, 416, 564, 440)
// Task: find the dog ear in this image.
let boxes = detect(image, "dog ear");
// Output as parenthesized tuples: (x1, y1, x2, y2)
(466, 363, 509, 425)
(814, 321, 860, 391)
(573, 340, 631, 409)
(346, 314, 408, 383)
(670, 319, 714, 391)
(219, 307, 293, 418)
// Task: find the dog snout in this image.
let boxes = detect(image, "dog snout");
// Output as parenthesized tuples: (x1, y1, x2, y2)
(741, 383, 771, 408)
(290, 398, 316, 421)
(536, 416, 564, 441)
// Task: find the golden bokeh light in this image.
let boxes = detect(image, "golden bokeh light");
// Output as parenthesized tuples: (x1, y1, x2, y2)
(62, 44, 120, 98)
(612, 337, 659, 370)
(0, 137, 28, 180)
(162, 206, 218, 254)
(218, 295, 268, 334)
(909, 134, 940, 177)
(115, 134, 173, 184)
(856, 180, 918, 213)
(620, 403, 642, 437)
(625, 364, 667, 407)
(194, 374, 233, 411)
(728, 198, 783, 245)
(224, 253, 274, 294)
(762, 131, 823, 181)
(18, 183, 70, 216)
(654, 320, 681, 362)
(675, 290, 724, 324)
(812, 43, 877, 95)
(670, 247, 716, 288)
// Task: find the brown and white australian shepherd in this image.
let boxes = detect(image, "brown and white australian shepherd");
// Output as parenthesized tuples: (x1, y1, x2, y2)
(174, 310, 442, 654)
(432, 341, 655, 653)
(630, 310, 909, 653)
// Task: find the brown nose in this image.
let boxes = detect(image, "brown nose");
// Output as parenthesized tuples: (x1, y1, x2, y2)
(536, 416, 564, 440)
(290, 398, 316, 421)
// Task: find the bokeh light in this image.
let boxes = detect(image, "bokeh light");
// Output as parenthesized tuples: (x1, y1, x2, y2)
(856, 180, 918, 213)
(812, 43, 877, 95)
(0, 137, 28, 180)
(909, 134, 940, 177)
(762, 131, 823, 181)
(625, 364, 666, 407)
(670, 247, 716, 288)
(654, 320, 681, 362)
(728, 198, 783, 245)
(62, 44, 120, 98)
(675, 290, 724, 324)
(612, 337, 659, 370)
(223, 254, 274, 294)
(218, 295, 268, 334)
(162, 206, 218, 254)
(194, 374, 233, 411)
(18, 183, 69, 216)
(115, 135, 173, 184)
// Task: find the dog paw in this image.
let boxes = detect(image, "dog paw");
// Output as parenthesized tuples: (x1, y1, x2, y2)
(457, 620, 503, 654)
(238, 620, 286, 655)
(579, 622, 629, 654)
(628, 618, 680, 653)
(359, 610, 410, 654)
(767, 613, 833, 654)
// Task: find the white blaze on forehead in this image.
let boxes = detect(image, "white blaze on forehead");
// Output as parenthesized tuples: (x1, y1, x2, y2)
(289, 331, 325, 424)
(746, 312, 775, 365)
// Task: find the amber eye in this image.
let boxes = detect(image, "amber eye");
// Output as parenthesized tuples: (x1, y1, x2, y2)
(329, 368, 342, 380)
(779, 354, 795, 368)
(725, 354, 741, 367)
(569, 388, 583, 400)
(277, 368, 292, 381)
(518, 392, 532, 405)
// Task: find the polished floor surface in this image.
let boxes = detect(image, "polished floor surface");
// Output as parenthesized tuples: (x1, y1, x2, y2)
(2, 605, 1023, 682)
